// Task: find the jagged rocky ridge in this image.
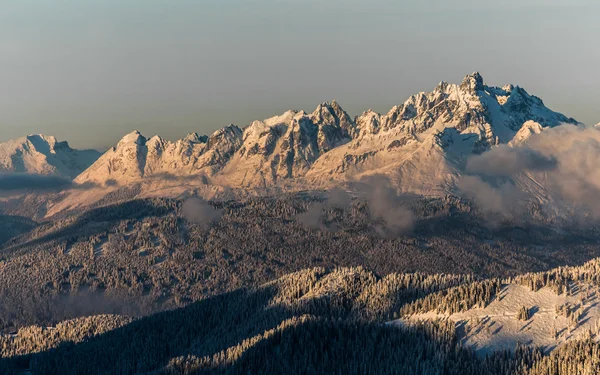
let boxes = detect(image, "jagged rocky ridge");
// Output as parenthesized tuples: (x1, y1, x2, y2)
(0, 73, 577, 195)
(70, 73, 577, 192)
(73, 100, 355, 187)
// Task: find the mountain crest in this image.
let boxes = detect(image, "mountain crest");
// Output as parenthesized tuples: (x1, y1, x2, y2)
(460, 71, 484, 93)
(183, 132, 207, 144)
(71, 73, 580, 191)
(118, 130, 146, 146)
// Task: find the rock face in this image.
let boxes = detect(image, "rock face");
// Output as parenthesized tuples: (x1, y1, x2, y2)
(220, 101, 354, 186)
(0, 135, 100, 178)
(73, 73, 579, 192)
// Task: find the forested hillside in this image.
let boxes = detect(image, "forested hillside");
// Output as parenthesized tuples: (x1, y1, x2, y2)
(1, 194, 599, 333)
(1, 192, 600, 374)
(2, 265, 600, 374)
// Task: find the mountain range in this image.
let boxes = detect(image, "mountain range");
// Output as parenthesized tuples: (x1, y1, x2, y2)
(0, 73, 582, 211)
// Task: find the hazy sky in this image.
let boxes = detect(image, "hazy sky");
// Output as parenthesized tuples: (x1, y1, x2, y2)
(1, 0, 599, 149)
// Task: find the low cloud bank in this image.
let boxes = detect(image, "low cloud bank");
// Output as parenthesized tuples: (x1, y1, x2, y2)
(0, 173, 98, 193)
(456, 175, 527, 219)
(466, 145, 557, 177)
(296, 178, 415, 236)
(458, 124, 600, 220)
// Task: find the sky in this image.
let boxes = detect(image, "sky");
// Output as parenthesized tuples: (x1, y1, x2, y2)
(1, 0, 599, 150)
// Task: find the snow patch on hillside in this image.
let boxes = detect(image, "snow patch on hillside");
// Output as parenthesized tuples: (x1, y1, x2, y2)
(397, 283, 600, 355)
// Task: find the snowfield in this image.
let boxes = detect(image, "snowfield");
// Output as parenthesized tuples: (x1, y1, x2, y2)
(396, 282, 600, 355)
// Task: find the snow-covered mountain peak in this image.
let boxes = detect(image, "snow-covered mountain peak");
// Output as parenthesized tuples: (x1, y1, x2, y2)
(0, 135, 101, 178)
(509, 120, 544, 146)
(75, 124, 245, 185)
(435, 81, 449, 91)
(146, 135, 168, 153)
(147, 135, 165, 143)
(211, 124, 241, 138)
(312, 100, 354, 128)
(26, 133, 58, 146)
(118, 130, 146, 146)
(354, 72, 577, 143)
(312, 100, 343, 115)
(262, 110, 299, 127)
(459, 71, 485, 93)
(183, 132, 207, 144)
(23, 134, 73, 155)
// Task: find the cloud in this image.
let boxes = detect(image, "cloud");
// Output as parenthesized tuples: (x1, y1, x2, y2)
(294, 175, 418, 236)
(534, 126, 600, 217)
(0, 173, 98, 193)
(456, 175, 526, 220)
(0, 173, 72, 191)
(362, 176, 415, 236)
(295, 188, 352, 231)
(181, 197, 222, 224)
(327, 187, 351, 209)
(466, 145, 557, 176)
(459, 124, 600, 221)
(148, 172, 209, 185)
(296, 204, 324, 230)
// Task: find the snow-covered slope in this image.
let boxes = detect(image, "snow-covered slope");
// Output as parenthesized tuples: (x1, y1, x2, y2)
(399, 282, 600, 356)
(71, 72, 578, 195)
(74, 126, 242, 185)
(394, 257, 600, 356)
(0, 135, 101, 178)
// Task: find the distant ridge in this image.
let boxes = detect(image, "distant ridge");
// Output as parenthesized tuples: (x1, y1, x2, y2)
(71, 72, 578, 193)
(0, 135, 101, 179)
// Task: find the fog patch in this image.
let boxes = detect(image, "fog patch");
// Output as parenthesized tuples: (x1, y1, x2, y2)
(296, 204, 325, 230)
(327, 187, 352, 209)
(181, 197, 222, 225)
(466, 145, 557, 176)
(0, 173, 99, 195)
(149, 172, 209, 185)
(0, 173, 72, 191)
(456, 175, 528, 223)
(297, 188, 353, 229)
(295, 177, 415, 236)
(0, 291, 143, 332)
(360, 176, 415, 236)
(295, 188, 352, 231)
